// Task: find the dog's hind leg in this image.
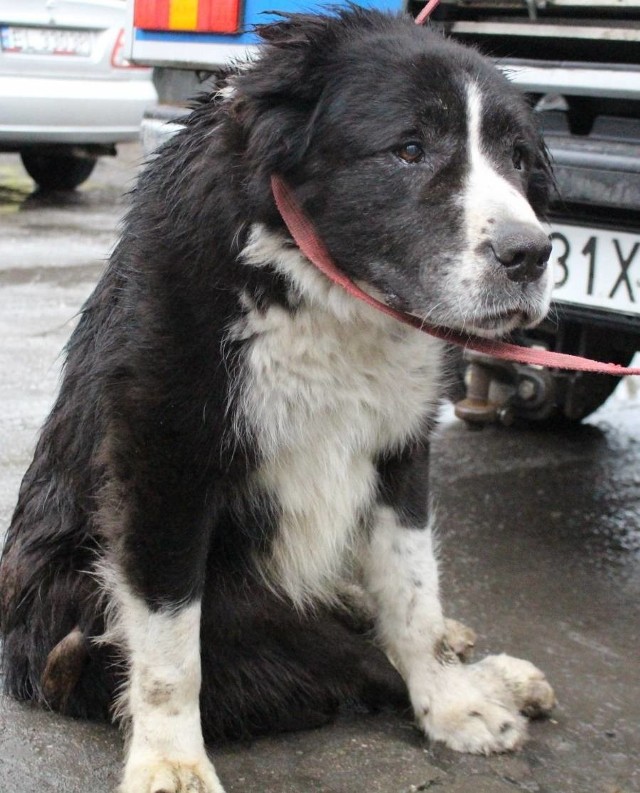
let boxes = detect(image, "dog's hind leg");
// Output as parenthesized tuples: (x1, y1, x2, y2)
(197, 579, 409, 742)
(0, 478, 118, 721)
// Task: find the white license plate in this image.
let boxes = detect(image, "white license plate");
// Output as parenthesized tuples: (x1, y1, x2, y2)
(0, 26, 95, 57)
(550, 222, 640, 317)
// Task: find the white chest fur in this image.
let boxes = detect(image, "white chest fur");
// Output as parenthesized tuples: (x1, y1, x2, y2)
(234, 226, 443, 606)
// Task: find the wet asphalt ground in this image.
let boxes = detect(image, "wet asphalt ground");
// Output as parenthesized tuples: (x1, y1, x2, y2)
(0, 144, 639, 793)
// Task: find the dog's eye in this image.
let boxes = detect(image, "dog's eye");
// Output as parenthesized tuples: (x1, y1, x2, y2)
(512, 145, 526, 171)
(396, 143, 425, 164)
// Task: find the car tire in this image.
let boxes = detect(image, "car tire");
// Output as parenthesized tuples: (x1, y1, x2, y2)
(526, 321, 637, 422)
(560, 354, 636, 422)
(20, 150, 97, 191)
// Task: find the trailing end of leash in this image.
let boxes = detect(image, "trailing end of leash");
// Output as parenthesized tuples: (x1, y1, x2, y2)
(270, 175, 640, 377)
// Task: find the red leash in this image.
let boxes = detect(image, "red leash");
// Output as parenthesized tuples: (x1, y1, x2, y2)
(271, 175, 640, 376)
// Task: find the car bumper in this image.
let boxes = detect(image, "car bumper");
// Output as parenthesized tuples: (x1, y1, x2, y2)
(0, 75, 157, 147)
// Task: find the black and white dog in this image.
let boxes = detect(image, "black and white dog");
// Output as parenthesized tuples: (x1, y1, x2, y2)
(1, 8, 556, 792)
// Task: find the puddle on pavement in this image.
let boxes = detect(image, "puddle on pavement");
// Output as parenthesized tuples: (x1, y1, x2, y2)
(0, 184, 32, 210)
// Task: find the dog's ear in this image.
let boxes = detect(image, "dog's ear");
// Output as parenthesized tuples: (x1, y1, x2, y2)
(230, 8, 388, 173)
(229, 13, 340, 173)
(223, 8, 389, 213)
(224, 12, 348, 212)
(247, 9, 375, 102)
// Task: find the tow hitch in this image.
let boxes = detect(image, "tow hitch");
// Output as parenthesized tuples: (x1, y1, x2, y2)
(455, 351, 557, 427)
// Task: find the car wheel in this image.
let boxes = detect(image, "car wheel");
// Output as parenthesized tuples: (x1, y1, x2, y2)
(524, 321, 637, 422)
(560, 355, 636, 421)
(20, 150, 97, 191)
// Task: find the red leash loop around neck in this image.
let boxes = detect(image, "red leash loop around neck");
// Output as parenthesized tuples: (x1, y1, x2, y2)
(271, 175, 640, 377)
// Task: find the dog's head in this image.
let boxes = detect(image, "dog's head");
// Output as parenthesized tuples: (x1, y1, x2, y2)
(231, 7, 553, 336)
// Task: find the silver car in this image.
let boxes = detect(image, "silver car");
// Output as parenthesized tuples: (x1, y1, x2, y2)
(0, 0, 156, 190)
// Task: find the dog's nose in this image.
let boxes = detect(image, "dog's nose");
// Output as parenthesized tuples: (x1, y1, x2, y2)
(491, 224, 552, 284)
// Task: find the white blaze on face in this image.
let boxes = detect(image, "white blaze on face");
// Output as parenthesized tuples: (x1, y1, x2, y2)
(438, 80, 553, 334)
(463, 81, 544, 243)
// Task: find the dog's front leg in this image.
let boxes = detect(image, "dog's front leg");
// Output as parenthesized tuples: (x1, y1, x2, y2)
(365, 443, 555, 754)
(105, 486, 224, 792)
(116, 592, 224, 793)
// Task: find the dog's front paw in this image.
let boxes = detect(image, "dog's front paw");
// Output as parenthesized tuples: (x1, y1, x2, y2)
(472, 653, 556, 718)
(415, 665, 527, 754)
(120, 755, 225, 793)
(412, 653, 555, 755)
